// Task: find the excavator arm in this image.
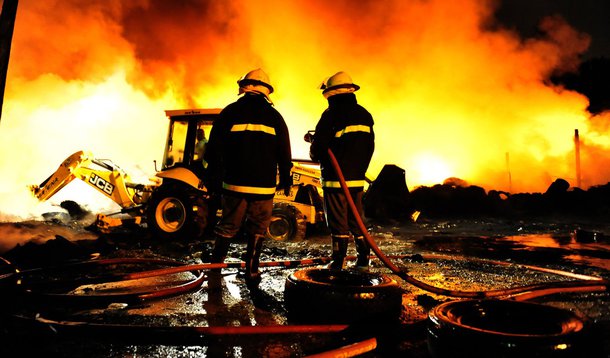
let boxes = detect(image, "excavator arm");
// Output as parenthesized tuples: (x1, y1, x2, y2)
(29, 151, 87, 202)
(29, 150, 158, 213)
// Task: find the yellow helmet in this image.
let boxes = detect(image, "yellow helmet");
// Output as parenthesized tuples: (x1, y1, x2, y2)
(320, 71, 360, 94)
(237, 68, 274, 94)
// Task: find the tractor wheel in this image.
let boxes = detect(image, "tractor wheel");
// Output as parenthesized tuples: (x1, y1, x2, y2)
(146, 185, 206, 240)
(266, 202, 306, 241)
(427, 299, 591, 358)
(284, 268, 403, 324)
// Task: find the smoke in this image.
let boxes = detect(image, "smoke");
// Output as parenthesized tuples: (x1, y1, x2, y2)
(1, 0, 609, 225)
(0, 220, 98, 254)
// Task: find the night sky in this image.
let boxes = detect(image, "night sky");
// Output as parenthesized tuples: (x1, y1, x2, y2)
(495, 0, 610, 60)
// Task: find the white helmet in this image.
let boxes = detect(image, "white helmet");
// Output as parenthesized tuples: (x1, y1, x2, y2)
(237, 68, 274, 94)
(320, 71, 360, 94)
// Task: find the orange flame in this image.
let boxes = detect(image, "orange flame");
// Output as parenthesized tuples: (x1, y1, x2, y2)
(1, 0, 609, 220)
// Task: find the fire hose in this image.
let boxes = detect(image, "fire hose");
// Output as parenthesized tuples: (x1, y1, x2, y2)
(3, 252, 603, 302)
(2, 143, 607, 302)
(325, 148, 609, 299)
(0, 250, 604, 356)
(2, 146, 606, 302)
(0, 149, 607, 356)
(0, 255, 367, 356)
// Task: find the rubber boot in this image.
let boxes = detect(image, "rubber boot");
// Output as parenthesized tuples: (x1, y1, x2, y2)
(210, 235, 231, 272)
(354, 235, 370, 271)
(326, 235, 349, 270)
(244, 234, 265, 288)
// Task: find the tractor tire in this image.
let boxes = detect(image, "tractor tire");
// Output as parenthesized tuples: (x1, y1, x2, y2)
(266, 202, 306, 241)
(427, 299, 591, 358)
(146, 185, 207, 240)
(284, 268, 403, 324)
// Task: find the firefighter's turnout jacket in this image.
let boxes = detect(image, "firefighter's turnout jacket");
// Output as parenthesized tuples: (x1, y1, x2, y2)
(310, 92, 375, 192)
(205, 93, 293, 199)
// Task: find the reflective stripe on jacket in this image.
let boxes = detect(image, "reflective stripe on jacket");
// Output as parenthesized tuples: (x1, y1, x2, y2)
(231, 123, 276, 136)
(310, 93, 374, 192)
(204, 93, 293, 199)
(334, 125, 371, 138)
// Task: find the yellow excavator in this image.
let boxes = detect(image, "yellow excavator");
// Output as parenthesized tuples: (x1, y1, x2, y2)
(29, 109, 326, 241)
(29, 149, 157, 230)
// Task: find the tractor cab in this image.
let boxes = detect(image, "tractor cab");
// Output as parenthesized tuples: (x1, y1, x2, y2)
(162, 109, 221, 175)
(141, 108, 222, 240)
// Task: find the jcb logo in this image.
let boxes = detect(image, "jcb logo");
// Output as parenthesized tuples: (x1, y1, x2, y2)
(89, 174, 114, 195)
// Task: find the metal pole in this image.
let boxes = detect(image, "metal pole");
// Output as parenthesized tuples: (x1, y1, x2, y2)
(574, 129, 582, 188)
(505, 152, 512, 193)
(0, 0, 19, 123)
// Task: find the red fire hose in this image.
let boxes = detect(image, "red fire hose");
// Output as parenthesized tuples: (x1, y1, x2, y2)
(325, 148, 609, 298)
(304, 337, 377, 358)
(6, 252, 602, 303)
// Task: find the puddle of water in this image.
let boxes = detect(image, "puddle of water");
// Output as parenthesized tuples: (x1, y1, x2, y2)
(501, 234, 610, 270)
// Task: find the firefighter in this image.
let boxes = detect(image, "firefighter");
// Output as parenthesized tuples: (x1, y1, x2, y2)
(204, 68, 293, 288)
(308, 71, 375, 271)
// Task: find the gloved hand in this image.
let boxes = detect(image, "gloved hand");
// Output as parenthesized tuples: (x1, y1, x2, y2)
(303, 132, 313, 143)
(277, 184, 291, 196)
(202, 168, 222, 193)
(277, 176, 293, 196)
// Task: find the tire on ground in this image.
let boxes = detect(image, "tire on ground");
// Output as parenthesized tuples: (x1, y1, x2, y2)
(284, 268, 403, 324)
(266, 202, 306, 241)
(427, 299, 592, 358)
(146, 184, 206, 240)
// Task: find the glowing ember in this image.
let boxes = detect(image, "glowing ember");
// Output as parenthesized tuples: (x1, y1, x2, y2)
(1, 0, 609, 220)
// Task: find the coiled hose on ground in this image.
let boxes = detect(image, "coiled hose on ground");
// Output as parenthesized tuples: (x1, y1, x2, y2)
(326, 148, 609, 299)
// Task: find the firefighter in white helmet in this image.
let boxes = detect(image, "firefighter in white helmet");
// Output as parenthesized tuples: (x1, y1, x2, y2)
(237, 68, 274, 100)
(308, 71, 375, 271)
(205, 68, 293, 288)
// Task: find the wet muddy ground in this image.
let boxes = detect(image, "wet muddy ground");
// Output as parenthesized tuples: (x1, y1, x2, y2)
(0, 216, 609, 357)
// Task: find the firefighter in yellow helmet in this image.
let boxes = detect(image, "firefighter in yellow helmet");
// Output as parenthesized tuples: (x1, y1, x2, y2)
(236, 68, 274, 99)
(308, 71, 375, 271)
(204, 68, 293, 288)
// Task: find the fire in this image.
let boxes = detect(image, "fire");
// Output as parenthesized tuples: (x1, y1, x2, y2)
(1, 0, 610, 220)
(410, 153, 453, 187)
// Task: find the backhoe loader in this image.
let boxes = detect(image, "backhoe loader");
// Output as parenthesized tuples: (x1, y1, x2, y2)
(29, 109, 325, 241)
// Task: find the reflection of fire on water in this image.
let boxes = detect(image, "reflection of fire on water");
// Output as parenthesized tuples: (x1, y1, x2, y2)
(1, 0, 610, 222)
